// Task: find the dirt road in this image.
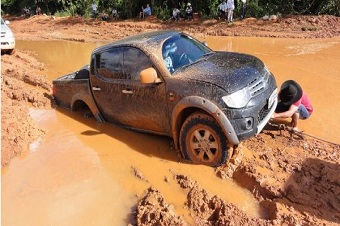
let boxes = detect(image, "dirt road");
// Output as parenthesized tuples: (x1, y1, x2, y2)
(1, 15, 340, 225)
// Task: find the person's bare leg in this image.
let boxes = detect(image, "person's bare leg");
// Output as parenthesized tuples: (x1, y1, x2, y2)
(291, 112, 299, 131)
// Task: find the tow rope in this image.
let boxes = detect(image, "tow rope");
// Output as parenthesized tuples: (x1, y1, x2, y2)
(267, 122, 339, 146)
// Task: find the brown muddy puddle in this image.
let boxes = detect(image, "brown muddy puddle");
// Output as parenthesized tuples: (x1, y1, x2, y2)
(2, 37, 340, 225)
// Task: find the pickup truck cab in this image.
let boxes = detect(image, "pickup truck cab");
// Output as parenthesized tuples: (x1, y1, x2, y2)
(53, 30, 278, 166)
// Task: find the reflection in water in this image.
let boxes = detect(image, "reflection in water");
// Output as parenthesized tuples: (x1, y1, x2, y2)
(3, 37, 339, 225)
(284, 41, 338, 56)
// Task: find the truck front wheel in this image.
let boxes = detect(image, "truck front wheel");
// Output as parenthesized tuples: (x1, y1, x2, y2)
(8, 49, 15, 55)
(179, 111, 228, 166)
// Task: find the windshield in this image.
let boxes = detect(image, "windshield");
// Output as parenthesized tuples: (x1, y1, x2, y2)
(162, 34, 212, 74)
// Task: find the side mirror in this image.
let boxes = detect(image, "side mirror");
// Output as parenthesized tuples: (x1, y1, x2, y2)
(140, 67, 161, 84)
(5, 20, 10, 25)
(202, 41, 208, 47)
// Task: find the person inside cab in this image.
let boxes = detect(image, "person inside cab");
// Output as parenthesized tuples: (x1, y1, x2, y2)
(162, 42, 177, 73)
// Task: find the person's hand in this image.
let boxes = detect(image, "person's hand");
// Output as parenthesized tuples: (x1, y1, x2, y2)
(271, 112, 276, 119)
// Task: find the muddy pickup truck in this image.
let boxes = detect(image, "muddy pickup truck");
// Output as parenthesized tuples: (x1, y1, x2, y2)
(52, 30, 278, 166)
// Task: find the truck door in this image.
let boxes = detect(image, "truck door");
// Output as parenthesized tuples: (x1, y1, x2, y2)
(90, 46, 169, 134)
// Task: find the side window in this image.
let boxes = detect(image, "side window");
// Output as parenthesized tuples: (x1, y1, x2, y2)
(123, 48, 153, 80)
(96, 48, 124, 80)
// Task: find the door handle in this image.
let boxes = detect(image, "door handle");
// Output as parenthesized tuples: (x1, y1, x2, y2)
(92, 87, 101, 91)
(122, 89, 133, 94)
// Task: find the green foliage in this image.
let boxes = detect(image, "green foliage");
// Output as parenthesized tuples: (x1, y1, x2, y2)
(125, 1, 139, 19)
(319, 0, 340, 16)
(77, 0, 91, 17)
(2, 0, 36, 15)
(0, 0, 10, 14)
(207, 0, 220, 18)
(52, 0, 91, 17)
(179, 2, 186, 18)
(153, 5, 171, 20)
(256, 0, 280, 15)
(54, 10, 70, 17)
(1, 0, 339, 18)
(246, 1, 265, 18)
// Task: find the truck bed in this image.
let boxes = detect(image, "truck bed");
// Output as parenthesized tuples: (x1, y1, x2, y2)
(52, 66, 91, 110)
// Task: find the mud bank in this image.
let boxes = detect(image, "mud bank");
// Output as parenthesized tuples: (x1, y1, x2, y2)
(1, 51, 52, 166)
(134, 129, 339, 225)
(5, 14, 340, 43)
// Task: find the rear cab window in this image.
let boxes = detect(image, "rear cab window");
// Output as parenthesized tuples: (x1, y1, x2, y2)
(95, 47, 154, 81)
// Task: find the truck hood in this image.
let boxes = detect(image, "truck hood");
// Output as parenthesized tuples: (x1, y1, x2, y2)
(174, 52, 266, 94)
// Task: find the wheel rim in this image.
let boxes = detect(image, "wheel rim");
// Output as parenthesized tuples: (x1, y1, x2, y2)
(188, 127, 220, 163)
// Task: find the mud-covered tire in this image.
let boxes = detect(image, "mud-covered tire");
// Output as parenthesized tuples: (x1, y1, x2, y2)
(8, 49, 15, 55)
(179, 111, 228, 166)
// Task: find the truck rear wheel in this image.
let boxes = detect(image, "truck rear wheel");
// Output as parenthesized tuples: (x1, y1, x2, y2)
(179, 111, 228, 166)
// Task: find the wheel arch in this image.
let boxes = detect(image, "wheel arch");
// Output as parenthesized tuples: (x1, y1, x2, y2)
(171, 96, 239, 152)
(71, 93, 105, 123)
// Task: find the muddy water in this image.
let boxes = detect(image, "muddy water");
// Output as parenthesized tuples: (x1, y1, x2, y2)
(2, 108, 261, 225)
(16, 41, 104, 79)
(3, 37, 339, 225)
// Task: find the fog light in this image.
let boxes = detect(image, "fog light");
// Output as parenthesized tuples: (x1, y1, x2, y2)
(241, 117, 253, 130)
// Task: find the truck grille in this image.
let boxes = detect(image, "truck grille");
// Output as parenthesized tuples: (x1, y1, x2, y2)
(258, 105, 271, 123)
(248, 77, 265, 97)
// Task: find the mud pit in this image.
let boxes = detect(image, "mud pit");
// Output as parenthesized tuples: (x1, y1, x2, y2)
(2, 15, 340, 225)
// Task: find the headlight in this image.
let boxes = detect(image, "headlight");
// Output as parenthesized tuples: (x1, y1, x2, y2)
(222, 87, 251, 108)
(262, 65, 270, 82)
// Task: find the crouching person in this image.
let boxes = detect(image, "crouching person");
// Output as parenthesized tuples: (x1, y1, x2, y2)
(271, 80, 313, 131)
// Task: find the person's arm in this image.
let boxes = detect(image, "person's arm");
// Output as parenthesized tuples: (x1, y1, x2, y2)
(272, 104, 298, 119)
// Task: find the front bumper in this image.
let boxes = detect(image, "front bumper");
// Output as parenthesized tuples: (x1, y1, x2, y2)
(225, 78, 277, 142)
(1, 37, 15, 50)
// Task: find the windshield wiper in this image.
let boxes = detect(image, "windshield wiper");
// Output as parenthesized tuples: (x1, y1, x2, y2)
(191, 52, 214, 64)
(177, 52, 214, 71)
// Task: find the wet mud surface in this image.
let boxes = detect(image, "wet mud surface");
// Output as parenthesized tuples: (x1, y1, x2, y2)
(2, 15, 340, 225)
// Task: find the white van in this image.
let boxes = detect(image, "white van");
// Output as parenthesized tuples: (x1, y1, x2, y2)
(1, 18, 15, 54)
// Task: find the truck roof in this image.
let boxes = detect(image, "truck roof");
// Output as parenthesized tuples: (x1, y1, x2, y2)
(93, 30, 180, 54)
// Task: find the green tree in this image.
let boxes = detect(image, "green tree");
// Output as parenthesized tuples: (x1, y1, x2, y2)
(318, 0, 340, 16)
(1, 0, 339, 18)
